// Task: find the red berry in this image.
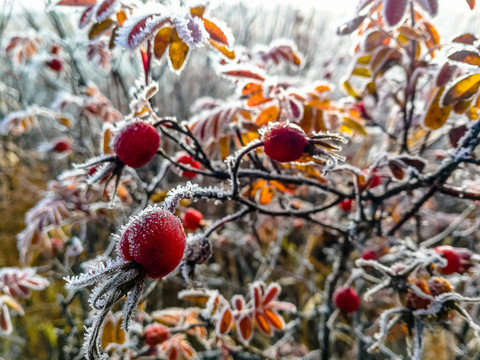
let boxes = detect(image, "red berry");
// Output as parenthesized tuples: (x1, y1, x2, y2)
(360, 169, 381, 189)
(333, 286, 360, 313)
(262, 122, 308, 162)
(339, 199, 353, 212)
(361, 249, 377, 261)
(177, 153, 202, 178)
(53, 139, 71, 153)
(118, 206, 186, 278)
(47, 58, 63, 72)
(144, 323, 169, 346)
(434, 246, 462, 274)
(113, 122, 160, 168)
(183, 208, 203, 231)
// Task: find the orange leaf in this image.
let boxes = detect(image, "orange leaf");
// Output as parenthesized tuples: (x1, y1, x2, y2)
(190, 6, 206, 17)
(255, 106, 279, 126)
(242, 82, 263, 96)
(453, 98, 473, 114)
(258, 185, 274, 205)
(424, 87, 451, 129)
(88, 18, 115, 40)
(169, 30, 189, 71)
(255, 312, 272, 335)
(448, 50, 480, 67)
(466, 0, 476, 9)
(202, 18, 229, 45)
(217, 307, 233, 335)
(222, 69, 265, 81)
(101, 315, 115, 349)
(264, 309, 284, 330)
(103, 127, 114, 154)
(247, 92, 272, 107)
(237, 316, 253, 342)
(209, 39, 235, 60)
(441, 72, 480, 106)
(154, 27, 173, 60)
(219, 136, 230, 161)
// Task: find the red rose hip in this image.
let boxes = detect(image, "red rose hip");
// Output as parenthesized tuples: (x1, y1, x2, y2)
(434, 246, 462, 274)
(144, 323, 169, 346)
(183, 208, 203, 231)
(118, 206, 186, 278)
(339, 199, 353, 212)
(262, 122, 308, 162)
(113, 121, 160, 168)
(177, 153, 202, 178)
(333, 286, 360, 313)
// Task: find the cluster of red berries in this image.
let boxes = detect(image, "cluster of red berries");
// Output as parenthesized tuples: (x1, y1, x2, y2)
(176, 153, 202, 178)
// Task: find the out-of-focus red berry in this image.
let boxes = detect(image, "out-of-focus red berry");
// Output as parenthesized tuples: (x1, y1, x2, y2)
(53, 139, 71, 153)
(339, 199, 353, 212)
(360, 169, 381, 189)
(177, 153, 202, 178)
(183, 208, 203, 231)
(262, 122, 308, 162)
(113, 121, 160, 168)
(144, 323, 169, 346)
(434, 246, 462, 274)
(47, 58, 63, 72)
(361, 249, 377, 261)
(118, 206, 186, 278)
(333, 286, 360, 313)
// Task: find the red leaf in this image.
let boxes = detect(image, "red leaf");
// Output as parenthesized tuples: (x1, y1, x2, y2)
(79, 5, 95, 29)
(222, 68, 265, 81)
(57, 0, 97, 5)
(383, 0, 408, 27)
(237, 316, 253, 342)
(452, 33, 477, 44)
(117, 14, 169, 50)
(96, 0, 117, 22)
(263, 283, 280, 304)
(436, 63, 458, 87)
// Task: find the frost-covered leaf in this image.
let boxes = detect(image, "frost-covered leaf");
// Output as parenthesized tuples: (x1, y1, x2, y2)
(466, 0, 476, 10)
(216, 306, 233, 335)
(96, 0, 118, 22)
(88, 18, 115, 40)
(424, 87, 451, 129)
(337, 15, 367, 35)
(254, 39, 303, 67)
(452, 33, 477, 44)
(79, 5, 96, 29)
(168, 30, 189, 72)
(441, 72, 480, 106)
(153, 27, 173, 59)
(0, 268, 49, 298)
(448, 50, 480, 66)
(202, 18, 230, 45)
(383, 0, 408, 27)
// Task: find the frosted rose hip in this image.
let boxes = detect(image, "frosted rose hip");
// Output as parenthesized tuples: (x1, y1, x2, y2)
(183, 208, 203, 231)
(119, 206, 186, 278)
(113, 121, 160, 168)
(333, 286, 360, 313)
(262, 122, 308, 162)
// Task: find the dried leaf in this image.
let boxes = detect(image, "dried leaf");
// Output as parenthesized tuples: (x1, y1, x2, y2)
(383, 0, 408, 27)
(449, 124, 467, 147)
(219, 136, 230, 160)
(453, 99, 473, 114)
(153, 27, 173, 60)
(424, 87, 451, 129)
(441, 72, 480, 107)
(88, 18, 115, 40)
(388, 159, 405, 180)
(397, 25, 423, 40)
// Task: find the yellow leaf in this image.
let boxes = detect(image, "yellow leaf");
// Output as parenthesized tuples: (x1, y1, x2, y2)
(342, 116, 368, 136)
(352, 67, 371, 77)
(190, 6, 206, 17)
(258, 185, 274, 205)
(442, 72, 480, 106)
(154, 27, 173, 60)
(219, 136, 230, 160)
(424, 87, 451, 129)
(168, 30, 189, 71)
(342, 80, 361, 99)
